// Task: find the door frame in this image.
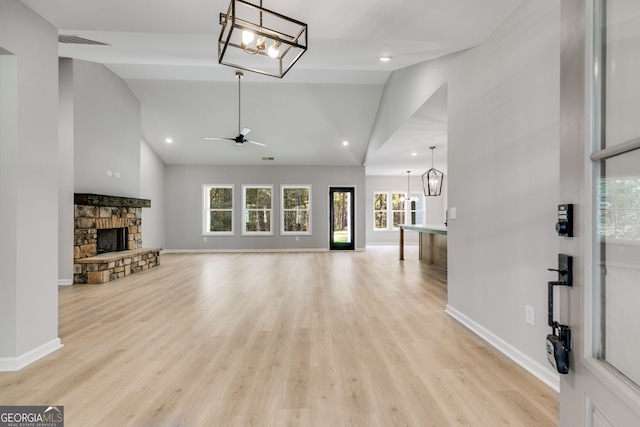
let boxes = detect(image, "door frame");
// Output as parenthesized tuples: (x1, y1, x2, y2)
(328, 186, 356, 250)
(559, 0, 640, 425)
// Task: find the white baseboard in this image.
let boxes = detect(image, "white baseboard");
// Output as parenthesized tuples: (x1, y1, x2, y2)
(58, 279, 73, 286)
(366, 242, 418, 246)
(445, 305, 560, 392)
(0, 338, 63, 372)
(162, 248, 330, 254)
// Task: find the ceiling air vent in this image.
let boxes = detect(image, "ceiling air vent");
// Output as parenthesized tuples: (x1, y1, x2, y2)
(58, 35, 109, 46)
(262, 157, 275, 161)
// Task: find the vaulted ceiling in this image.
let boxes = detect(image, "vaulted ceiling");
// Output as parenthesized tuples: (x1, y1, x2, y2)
(22, 0, 523, 175)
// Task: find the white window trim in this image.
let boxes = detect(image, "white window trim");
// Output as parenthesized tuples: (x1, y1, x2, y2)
(202, 184, 234, 236)
(242, 184, 274, 236)
(280, 184, 312, 235)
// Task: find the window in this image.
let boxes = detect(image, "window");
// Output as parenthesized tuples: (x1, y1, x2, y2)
(598, 177, 640, 241)
(405, 193, 425, 226)
(374, 191, 424, 230)
(373, 193, 388, 229)
(243, 185, 273, 235)
(203, 184, 234, 235)
(281, 185, 311, 234)
(391, 193, 406, 229)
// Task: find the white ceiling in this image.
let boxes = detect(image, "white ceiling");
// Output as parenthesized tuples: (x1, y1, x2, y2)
(21, 0, 523, 175)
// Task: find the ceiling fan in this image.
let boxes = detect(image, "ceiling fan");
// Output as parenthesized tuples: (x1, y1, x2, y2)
(202, 71, 266, 147)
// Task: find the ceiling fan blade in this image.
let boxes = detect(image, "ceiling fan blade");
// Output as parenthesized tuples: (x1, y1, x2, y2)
(202, 137, 234, 141)
(240, 127, 251, 136)
(245, 139, 267, 147)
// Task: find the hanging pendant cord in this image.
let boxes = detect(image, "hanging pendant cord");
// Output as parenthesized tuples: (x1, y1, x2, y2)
(237, 72, 242, 134)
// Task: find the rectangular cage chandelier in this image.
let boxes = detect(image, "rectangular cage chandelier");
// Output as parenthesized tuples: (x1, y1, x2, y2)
(218, 0, 308, 78)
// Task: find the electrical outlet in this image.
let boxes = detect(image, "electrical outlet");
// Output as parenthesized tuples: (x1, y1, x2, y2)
(296, 236, 299, 241)
(525, 305, 535, 326)
(203, 237, 207, 242)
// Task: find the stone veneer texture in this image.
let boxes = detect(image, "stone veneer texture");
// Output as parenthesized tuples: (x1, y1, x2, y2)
(74, 205, 143, 260)
(73, 197, 159, 284)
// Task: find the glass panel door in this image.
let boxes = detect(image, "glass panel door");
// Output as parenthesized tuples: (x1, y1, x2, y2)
(594, 0, 640, 389)
(596, 150, 640, 387)
(601, 0, 640, 149)
(329, 187, 354, 250)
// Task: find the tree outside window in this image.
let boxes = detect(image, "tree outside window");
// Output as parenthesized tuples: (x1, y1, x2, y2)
(282, 185, 311, 234)
(373, 191, 423, 231)
(243, 185, 273, 235)
(391, 193, 405, 229)
(598, 177, 640, 241)
(374, 193, 387, 229)
(203, 185, 233, 235)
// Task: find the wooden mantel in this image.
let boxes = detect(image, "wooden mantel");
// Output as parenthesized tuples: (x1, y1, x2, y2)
(74, 193, 151, 208)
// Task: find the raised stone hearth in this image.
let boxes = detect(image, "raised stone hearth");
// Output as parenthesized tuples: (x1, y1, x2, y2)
(74, 193, 160, 284)
(75, 249, 160, 285)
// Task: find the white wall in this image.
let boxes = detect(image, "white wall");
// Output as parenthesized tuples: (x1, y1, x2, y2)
(0, 0, 61, 369)
(369, 0, 561, 388)
(58, 58, 74, 285)
(164, 165, 366, 251)
(140, 138, 166, 249)
(447, 0, 560, 388)
(72, 59, 141, 197)
(57, 60, 161, 278)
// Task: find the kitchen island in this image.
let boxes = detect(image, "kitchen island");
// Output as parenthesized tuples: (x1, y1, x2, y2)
(399, 224, 447, 271)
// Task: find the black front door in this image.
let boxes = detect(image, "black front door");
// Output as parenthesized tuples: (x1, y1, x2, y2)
(329, 187, 355, 250)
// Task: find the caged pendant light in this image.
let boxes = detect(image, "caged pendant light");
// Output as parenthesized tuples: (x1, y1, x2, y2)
(422, 146, 444, 196)
(218, 0, 308, 78)
(400, 171, 418, 204)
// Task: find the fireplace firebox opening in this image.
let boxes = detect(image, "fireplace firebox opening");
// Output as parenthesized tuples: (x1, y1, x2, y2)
(97, 228, 128, 254)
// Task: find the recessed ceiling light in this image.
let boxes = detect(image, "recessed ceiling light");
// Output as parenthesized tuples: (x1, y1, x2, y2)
(411, 152, 418, 156)
(379, 56, 391, 62)
(165, 138, 173, 143)
(342, 141, 349, 146)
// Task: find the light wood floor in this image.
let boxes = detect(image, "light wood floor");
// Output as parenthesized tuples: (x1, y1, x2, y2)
(0, 247, 558, 426)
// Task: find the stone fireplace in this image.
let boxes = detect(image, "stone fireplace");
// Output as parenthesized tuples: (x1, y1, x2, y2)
(73, 193, 160, 284)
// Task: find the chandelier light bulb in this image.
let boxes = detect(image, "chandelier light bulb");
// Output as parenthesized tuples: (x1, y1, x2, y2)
(268, 40, 281, 58)
(241, 30, 255, 45)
